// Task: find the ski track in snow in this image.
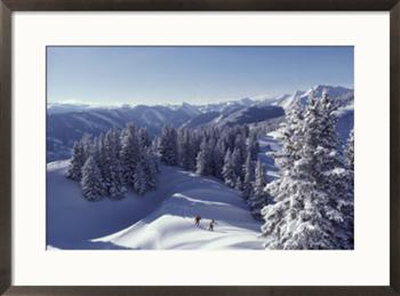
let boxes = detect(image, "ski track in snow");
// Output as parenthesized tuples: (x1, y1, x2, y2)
(47, 137, 278, 250)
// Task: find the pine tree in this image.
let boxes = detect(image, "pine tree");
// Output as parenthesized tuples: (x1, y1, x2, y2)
(212, 138, 226, 179)
(138, 127, 151, 149)
(104, 129, 126, 199)
(222, 149, 236, 188)
(207, 137, 218, 176)
(346, 129, 354, 169)
(247, 131, 260, 161)
(94, 133, 107, 183)
(196, 138, 211, 176)
(242, 152, 255, 200)
(159, 126, 178, 166)
(235, 176, 242, 191)
(120, 124, 140, 188)
(341, 128, 354, 247)
(261, 91, 352, 249)
(80, 156, 104, 201)
(66, 140, 86, 181)
(312, 92, 353, 248)
(145, 148, 159, 190)
(232, 147, 244, 180)
(235, 133, 247, 165)
(178, 129, 192, 170)
(133, 160, 147, 195)
(248, 160, 268, 219)
(81, 133, 94, 160)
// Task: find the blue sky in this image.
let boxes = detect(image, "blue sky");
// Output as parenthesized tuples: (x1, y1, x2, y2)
(47, 46, 353, 106)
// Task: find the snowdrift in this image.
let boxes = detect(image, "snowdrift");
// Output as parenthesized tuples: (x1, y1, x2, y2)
(47, 161, 264, 250)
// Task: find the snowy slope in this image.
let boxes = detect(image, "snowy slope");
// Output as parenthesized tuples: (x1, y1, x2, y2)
(47, 161, 265, 250)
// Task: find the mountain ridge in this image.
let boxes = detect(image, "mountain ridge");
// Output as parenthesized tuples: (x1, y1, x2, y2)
(47, 85, 354, 162)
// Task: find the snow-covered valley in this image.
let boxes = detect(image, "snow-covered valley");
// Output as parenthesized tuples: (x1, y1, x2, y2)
(47, 136, 278, 250)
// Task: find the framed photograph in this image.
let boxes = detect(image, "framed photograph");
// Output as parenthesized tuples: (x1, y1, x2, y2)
(0, 0, 399, 295)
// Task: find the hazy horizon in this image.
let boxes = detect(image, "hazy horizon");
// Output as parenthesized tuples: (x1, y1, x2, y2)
(47, 46, 354, 106)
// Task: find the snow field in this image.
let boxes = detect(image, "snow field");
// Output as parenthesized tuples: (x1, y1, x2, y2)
(47, 161, 265, 250)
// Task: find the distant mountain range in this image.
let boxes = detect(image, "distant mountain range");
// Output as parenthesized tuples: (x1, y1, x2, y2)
(47, 85, 354, 162)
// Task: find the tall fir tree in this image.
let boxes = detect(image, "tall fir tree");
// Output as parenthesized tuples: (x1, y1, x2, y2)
(94, 133, 107, 183)
(212, 138, 226, 179)
(346, 129, 354, 169)
(248, 160, 268, 219)
(247, 131, 260, 161)
(261, 91, 352, 249)
(235, 133, 247, 166)
(234, 176, 243, 191)
(66, 140, 86, 181)
(81, 133, 94, 160)
(120, 124, 140, 188)
(231, 147, 244, 180)
(242, 152, 255, 200)
(196, 138, 211, 176)
(138, 127, 151, 149)
(104, 129, 126, 199)
(133, 160, 147, 195)
(159, 126, 178, 166)
(341, 128, 354, 247)
(145, 147, 159, 190)
(222, 149, 236, 188)
(80, 155, 104, 201)
(178, 129, 193, 170)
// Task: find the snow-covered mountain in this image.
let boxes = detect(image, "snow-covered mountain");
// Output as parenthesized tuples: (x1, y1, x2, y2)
(184, 105, 285, 129)
(47, 85, 353, 162)
(265, 85, 353, 111)
(263, 85, 354, 142)
(47, 103, 93, 114)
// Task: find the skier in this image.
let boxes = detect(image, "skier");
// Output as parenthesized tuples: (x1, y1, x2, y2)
(195, 215, 202, 227)
(208, 219, 215, 231)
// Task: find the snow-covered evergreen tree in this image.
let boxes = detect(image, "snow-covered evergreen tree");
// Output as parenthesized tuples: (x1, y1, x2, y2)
(234, 176, 242, 191)
(120, 124, 140, 187)
(145, 148, 159, 190)
(242, 152, 255, 200)
(80, 155, 104, 201)
(341, 128, 354, 247)
(247, 131, 260, 161)
(104, 129, 126, 199)
(235, 134, 247, 166)
(212, 138, 226, 179)
(248, 160, 268, 219)
(138, 127, 151, 149)
(262, 91, 353, 249)
(346, 129, 354, 169)
(207, 137, 218, 176)
(81, 133, 94, 160)
(196, 138, 211, 176)
(133, 160, 147, 195)
(66, 140, 86, 181)
(231, 147, 244, 180)
(159, 126, 178, 166)
(222, 149, 236, 188)
(178, 129, 194, 171)
(94, 133, 107, 181)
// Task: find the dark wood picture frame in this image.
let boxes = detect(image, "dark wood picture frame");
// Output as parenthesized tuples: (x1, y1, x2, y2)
(0, 0, 399, 295)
